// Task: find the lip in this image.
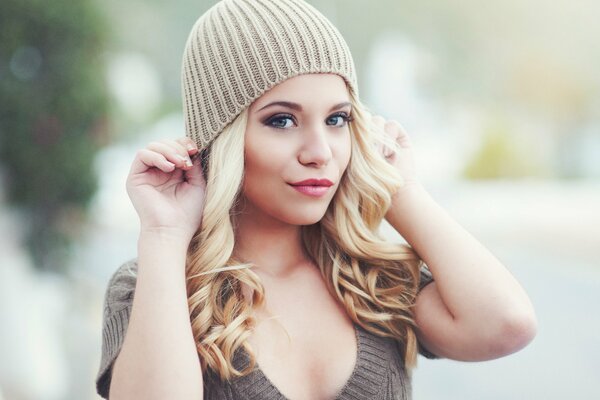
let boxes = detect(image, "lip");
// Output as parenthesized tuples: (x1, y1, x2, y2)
(289, 185, 331, 197)
(288, 178, 334, 198)
(289, 178, 334, 186)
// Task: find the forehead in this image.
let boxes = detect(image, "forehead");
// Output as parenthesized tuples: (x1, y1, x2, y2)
(250, 73, 350, 112)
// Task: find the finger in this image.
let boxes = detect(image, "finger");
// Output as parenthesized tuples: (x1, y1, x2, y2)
(384, 120, 400, 141)
(397, 134, 412, 149)
(383, 145, 394, 158)
(175, 137, 199, 155)
(162, 138, 199, 165)
(373, 115, 397, 141)
(157, 138, 191, 159)
(382, 120, 400, 157)
(183, 153, 207, 187)
(130, 149, 176, 175)
(386, 120, 412, 148)
(146, 141, 193, 170)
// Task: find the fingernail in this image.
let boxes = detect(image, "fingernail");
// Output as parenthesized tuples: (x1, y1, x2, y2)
(186, 143, 197, 152)
(177, 154, 193, 167)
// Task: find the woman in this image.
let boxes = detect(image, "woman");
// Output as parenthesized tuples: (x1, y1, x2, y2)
(96, 0, 537, 399)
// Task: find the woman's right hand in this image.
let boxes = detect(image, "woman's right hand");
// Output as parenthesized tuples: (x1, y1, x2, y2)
(126, 136, 206, 241)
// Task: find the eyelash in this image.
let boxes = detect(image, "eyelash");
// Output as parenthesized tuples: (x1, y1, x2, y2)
(265, 112, 354, 129)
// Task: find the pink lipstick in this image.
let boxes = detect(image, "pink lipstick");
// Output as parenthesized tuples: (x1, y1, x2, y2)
(288, 178, 334, 198)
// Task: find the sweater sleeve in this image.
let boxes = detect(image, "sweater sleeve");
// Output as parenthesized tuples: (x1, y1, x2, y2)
(96, 258, 139, 399)
(418, 264, 434, 292)
(416, 264, 439, 359)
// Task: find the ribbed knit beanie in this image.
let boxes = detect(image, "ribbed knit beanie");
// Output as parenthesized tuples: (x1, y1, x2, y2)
(181, 0, 359, 150)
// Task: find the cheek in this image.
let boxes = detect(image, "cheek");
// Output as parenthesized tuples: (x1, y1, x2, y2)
(244, 149, 269, 185)
(337, 133, 352, 170)
(242, 146, 286, 202)
(241, 144, 328, 224)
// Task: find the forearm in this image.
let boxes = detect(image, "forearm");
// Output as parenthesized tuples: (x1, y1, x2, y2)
(110, 231, 203, 399)
(386, 184, 536, 341)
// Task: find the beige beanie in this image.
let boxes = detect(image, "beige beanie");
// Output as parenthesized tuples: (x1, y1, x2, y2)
(181, 0, 359, 150)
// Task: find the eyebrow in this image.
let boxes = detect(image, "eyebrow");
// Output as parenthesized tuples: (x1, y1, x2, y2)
(257, 101, 352, 113)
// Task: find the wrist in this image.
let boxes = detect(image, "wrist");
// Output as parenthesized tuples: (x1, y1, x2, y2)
(391, 181, 427, 203)
(137, 230, 191, 274)
(386, 182, 429, 219)
(138, 227, 194, 248)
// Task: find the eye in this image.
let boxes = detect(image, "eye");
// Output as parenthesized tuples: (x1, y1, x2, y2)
(265, 114, 296, 129)
(327, 112, 354, 127)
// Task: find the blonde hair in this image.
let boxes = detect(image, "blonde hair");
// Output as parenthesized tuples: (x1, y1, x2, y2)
(185, 87, 424, 382)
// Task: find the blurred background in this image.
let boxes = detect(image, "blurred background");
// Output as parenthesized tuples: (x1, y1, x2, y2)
(0, 0, 598, 399)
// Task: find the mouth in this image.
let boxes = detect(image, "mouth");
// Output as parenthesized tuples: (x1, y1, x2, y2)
(288, 178, 335, 198)
(288, 184, 331, 197)
(288, 178, 334, 187)
(289, 178, 333, 197)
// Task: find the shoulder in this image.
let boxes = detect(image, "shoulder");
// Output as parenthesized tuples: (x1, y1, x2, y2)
(102, 257, 139, 316)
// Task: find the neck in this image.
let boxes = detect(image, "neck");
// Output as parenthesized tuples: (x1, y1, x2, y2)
(233, 203, 312, 280)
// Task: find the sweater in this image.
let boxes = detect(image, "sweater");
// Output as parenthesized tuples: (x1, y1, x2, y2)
(96, 258, 438, 399)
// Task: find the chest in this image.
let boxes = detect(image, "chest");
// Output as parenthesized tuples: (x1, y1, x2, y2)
(248, 323, 357, 399)
(243, 271, 359, 399)
(224, 322, 407, 400)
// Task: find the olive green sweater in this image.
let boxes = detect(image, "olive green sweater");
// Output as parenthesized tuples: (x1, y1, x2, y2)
(96, 259, 437, 399)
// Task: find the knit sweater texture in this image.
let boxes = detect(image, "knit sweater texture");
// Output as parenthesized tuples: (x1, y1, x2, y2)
(96, 259, 438, 399)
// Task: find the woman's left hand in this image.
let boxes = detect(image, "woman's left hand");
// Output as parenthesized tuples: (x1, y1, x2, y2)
(371, 115, 421, 189)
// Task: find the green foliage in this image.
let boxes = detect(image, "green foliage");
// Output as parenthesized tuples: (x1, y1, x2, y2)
(0, 0, 111, 271)
(463, 119, 543, 179)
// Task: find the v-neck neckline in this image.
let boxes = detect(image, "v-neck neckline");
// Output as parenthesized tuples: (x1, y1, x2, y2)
(230, 324, 389, 400)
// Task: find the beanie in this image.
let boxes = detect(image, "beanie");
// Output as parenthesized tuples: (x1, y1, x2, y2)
(181, 0, 359, 150)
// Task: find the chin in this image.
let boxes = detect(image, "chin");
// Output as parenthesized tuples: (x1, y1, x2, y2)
(282, 207, 328, 226)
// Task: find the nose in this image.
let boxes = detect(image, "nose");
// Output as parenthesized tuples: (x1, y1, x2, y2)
(297, 127, 333, 167)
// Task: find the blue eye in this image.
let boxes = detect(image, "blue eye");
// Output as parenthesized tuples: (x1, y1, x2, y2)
(264, 112, 354, 130)
(327, 112, 354, 127)
(265, 114, 295, 129)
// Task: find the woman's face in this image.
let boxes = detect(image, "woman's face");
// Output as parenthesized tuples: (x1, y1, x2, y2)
(241, 73, 352, 226)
